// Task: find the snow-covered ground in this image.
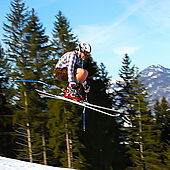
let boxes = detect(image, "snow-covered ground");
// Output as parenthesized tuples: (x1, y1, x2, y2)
(0, 156, 74, 170)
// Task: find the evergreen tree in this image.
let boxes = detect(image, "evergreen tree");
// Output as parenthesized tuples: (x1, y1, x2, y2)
(47, 11, 86, 169)
(112, 54, 137, 168)
(51, 10, 78, 57)
(115, 54, 135, 99)
(3, 0, 30, 126)
(0, 43, 16, 158)
(113, 54, 135, 115)
(82, 60, 126, 170)
(120, 70, 165, 169)
(3, 0, 30, 80)
(3, 0, 50, 163)
(22, 8, 51, 164)
(112, 54, 136, 147)
(114, 54, 167, 169)
(154, 97, 170, 168)
(3, 0, 30, 159)
(125, 75, 162, 169)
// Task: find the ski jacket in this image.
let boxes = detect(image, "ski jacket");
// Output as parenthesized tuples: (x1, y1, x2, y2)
(55, 50, 83, 82)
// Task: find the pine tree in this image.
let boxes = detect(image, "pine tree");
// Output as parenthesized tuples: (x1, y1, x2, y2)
(0, 43, 16, 158)
(22, 8, 51, 164)
(154, 97, 170, 168)
(3, 0, 30, 80)
(114, 54, 167, 169)
(47, 11, 86, 169)
(3, 0, 30, 111)
(123, 73, 165, 169)
(126, 76, 155, 169)
(3, 0, 31, 160)
(3, 0, 50, 163)
(112, 54, 137, 168)
(82, 60, 126, 170)
(112, 54, 136, 130)
(114, 54, 135, 107)
(51, 10, 78, 57)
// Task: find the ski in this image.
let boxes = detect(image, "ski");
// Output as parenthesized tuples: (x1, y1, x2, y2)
(36, 89, 120, 117)
(15, 80, 123, 117)
(16, 80, 128, 123)
(15, 80, 121, 111)
(83, 101, 122, 112)
(35, 88, 122, 113)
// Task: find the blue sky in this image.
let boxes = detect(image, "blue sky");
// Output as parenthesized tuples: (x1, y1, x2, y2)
(1, 0, 170, 79)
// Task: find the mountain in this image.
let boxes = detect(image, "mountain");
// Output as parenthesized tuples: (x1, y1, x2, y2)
(139, 65, 170, 103)
(108, 65, 170, 103)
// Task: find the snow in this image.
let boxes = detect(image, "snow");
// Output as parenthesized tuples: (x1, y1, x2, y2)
(148, 72, 153, 76)
(0, 156, 74, 170)
(151, 75, 158, 79)
(156, 68, 163, 72)
(148, 83, 153, 88)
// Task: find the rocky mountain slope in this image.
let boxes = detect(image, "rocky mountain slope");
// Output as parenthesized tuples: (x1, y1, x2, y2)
(140, 65, 170, 103)
(109, 65, 170, 103)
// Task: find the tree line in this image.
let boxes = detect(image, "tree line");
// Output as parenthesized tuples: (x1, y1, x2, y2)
(0, 0, 169, 169)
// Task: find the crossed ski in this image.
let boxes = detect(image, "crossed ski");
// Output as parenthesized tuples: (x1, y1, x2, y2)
(15, 80, 123, 118)
(36, 89, 122, 117)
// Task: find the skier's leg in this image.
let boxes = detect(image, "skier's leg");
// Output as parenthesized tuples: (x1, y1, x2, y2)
(75, 68, 88, 83)
(54, 67, 87, 100)
(55, 68, 88, 83)
(54, 68, 68, 81)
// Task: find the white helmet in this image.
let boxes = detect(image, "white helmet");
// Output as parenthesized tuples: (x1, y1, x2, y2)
(79, 42, 91, 54)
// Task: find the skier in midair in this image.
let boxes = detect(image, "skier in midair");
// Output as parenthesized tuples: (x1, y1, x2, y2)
(54, 42, 91, 101)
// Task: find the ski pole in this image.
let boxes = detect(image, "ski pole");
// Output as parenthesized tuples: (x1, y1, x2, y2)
(83, 94, 88, 132)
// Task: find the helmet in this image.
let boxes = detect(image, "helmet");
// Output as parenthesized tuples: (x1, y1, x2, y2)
(79, 42, 91, 54)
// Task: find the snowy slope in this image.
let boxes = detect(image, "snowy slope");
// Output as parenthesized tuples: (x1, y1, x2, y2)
(0, 156, 74, 170)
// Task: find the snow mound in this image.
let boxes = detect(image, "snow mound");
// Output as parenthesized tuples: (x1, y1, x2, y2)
(0, 156, 74, 170)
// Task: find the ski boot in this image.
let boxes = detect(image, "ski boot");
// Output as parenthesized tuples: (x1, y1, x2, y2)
(64, 82, 83, 101)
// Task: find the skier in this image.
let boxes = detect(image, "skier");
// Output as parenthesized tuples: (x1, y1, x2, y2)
(54, 42, 91, 101)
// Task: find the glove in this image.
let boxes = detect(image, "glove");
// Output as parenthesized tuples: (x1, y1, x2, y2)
(84, 84, 90, 93)
(82, 81, 90, 93)
(83, 84, 90, 93)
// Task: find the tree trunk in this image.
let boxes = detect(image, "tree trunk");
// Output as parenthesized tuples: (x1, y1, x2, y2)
(65, 106, 73, 169)
(137, 98, 144, 169)
(23, 82, 33, 163)
(66, 131, 71, 168)
(42, 134, 47, 165)
(26, 122, 33, 163)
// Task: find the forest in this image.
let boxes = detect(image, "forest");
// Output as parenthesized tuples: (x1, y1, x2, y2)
(0, 0, 169, 169)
